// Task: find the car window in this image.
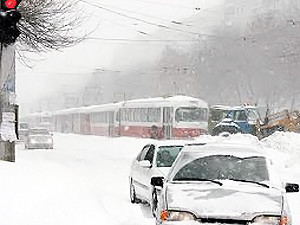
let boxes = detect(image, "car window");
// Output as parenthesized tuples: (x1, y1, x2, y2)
(172, 155, 269, 182)
(20, 123, 29, 129)
(235, 110, 247, 121)
(137, 145, 155, 164)
(156, 145, 183, 167)
(137, 145, 150, 161)
(144, 145, 155, 164)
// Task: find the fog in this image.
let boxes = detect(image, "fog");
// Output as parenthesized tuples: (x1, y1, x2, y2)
(16, 0, 300, 115)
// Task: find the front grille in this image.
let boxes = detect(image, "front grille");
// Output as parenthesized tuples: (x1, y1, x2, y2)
(197, 218, 250, 224)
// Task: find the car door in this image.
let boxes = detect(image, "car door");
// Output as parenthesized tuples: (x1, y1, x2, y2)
(138, 144, 155, 201)
(132, 144, 155, 201)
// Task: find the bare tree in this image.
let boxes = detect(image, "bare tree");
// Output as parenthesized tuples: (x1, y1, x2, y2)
(16, 0, 86, 53)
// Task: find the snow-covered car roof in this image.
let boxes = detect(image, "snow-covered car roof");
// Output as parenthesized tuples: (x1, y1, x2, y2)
(181, 142, 266, 158)
(149, 139, 206, 148)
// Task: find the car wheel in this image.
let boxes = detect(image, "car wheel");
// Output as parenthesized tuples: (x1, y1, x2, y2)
(150, 190, 158, 217)
(130, 180, 138, 203)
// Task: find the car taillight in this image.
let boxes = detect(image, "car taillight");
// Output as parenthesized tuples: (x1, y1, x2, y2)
(160, 210, 168, 221)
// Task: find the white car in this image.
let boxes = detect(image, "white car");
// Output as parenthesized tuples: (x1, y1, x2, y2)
(25, 127, 54, 149)
(129, 140, 194, 216)
(152, 142, 299, 225)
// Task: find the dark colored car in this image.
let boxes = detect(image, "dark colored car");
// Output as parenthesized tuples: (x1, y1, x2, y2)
(25, 128, 53, 149)
(212, 106, 261, 136)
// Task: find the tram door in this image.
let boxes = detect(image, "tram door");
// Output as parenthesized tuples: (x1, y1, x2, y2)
(163, 107, 172, 139)
(108, 111, 115, 137)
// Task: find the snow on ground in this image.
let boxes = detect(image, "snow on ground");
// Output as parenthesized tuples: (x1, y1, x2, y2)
(0, 132, 300, 225)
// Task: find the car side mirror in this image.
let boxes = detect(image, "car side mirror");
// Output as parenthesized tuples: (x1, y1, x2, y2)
(151, 176, 164, 188)
(139, 160, 151, 168)
(285, 183, 299, 193)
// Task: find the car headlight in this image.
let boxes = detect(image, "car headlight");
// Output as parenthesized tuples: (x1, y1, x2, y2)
(47, 138, 53, 143)
(30, 139, 37, 143)
(160, 210, 196, 221)
(253, 216, 288, 225)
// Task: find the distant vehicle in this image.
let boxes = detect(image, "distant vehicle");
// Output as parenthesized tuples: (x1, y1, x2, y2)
(18, 122, 29, 142)
(208, 105, 231, 134)
(22, 111, 52, 131)
(22, 95, 209, 139)
(212, 105, 261, 136)
(152, 142, 299, 225)
(25, 128, 53, 149)
(129, 140, 188, 216)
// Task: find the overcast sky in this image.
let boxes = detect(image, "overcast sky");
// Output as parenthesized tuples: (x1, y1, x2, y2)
(15, 0, 223, 110)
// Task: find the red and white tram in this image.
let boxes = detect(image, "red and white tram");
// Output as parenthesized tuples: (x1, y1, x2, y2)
(24, 95, 209, 139)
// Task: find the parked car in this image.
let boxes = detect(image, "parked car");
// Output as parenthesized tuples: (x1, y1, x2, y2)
(18, 122, 29, 142)
(152, 142, 299, 225)
(129, 140, 192, 216)
(25, 127, 53, 149)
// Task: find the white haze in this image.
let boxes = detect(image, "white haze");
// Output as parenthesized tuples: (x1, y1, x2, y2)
(15, 0, 222, 113)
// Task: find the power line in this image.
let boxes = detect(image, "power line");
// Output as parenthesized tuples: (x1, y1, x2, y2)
(82, 0, 203, 37)
(85, 37, 200, 43)
(117, 0, 198, 10)
(99, 17, 149, 36)
(89, 1, 192, 28)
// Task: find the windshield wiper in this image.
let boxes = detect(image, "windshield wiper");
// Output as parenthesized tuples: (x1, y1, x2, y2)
(228, 179, 269, 188)
(174, 178, 223, 186)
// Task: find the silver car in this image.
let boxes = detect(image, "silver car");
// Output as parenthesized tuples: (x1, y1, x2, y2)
(25, 128, 54, 149)
(129, 140, 191, 216)
(152, 143, 299, 225)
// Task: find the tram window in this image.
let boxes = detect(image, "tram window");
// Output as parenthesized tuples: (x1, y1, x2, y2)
(175, 107, 208, 122)
(148, 108, 161, 122)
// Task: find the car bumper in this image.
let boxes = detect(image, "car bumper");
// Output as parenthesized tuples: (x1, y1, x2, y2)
(27, 143, 53, 149)
(157, 221, 200, 225)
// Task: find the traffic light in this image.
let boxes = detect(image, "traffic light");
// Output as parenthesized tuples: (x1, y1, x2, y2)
(0, 0, 21, 45)
(1, 0, 21, 10)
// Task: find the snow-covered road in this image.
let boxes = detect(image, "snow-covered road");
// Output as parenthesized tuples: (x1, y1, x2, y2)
(0, 133, 300, 225)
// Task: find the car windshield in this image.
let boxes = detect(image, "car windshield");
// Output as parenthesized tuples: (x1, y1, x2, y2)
(246, 108, 261, 121)
(175, 107, 208, 123)
(209, 108, 229, 122)
(156, 145, 183, 167)
(172, 155, 269, 183)
(28, 129, 50, 135)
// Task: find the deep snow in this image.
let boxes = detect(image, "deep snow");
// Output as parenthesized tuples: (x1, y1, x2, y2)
(0, 132, 300, 225)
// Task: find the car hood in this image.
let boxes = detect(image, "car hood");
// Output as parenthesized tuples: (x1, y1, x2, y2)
(166, 181, 282, 220)
(28, 135, 52, 140)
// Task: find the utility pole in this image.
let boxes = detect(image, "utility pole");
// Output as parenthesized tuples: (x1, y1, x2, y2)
(0, 0, 22, 162)
(0, 43, 17, 161)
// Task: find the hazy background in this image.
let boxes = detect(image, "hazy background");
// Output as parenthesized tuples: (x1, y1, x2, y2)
(16, 0, 300, 115)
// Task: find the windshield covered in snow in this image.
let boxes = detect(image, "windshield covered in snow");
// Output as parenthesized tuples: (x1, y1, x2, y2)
(156, 145, 183, 167)
(28, 129, 50, 135)
(171, 155, 269, 182)
(175, 107, 208, 122)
